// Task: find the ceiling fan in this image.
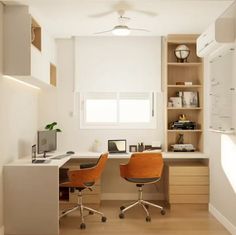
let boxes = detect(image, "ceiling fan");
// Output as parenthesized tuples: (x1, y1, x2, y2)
(94, 9, 151, 36)
(89, 1, 158, 18)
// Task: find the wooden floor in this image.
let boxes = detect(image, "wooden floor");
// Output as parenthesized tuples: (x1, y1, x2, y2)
(59, 201, 230, 235)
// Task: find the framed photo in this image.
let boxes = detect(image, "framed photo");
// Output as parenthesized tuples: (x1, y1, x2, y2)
(169, 97, 182, 108)
(129, 145, 137, 152)
(182, 91, 198, 107)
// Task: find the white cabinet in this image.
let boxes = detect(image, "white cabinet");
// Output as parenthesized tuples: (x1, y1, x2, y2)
(3, 5, 57, 88)
(197, 18, 235, 57)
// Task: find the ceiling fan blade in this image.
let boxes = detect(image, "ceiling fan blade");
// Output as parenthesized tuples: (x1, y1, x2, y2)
(88, 10, 114, 18)
(129, 28, 150, 32)
(133, 9, 158, 17)
(94, 29, 113, 35)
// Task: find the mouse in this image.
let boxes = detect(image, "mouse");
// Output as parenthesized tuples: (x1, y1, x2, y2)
(66, 151, 75, 155)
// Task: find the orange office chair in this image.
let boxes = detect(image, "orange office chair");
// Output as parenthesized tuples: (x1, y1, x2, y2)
(60, 153, 108, 229)
(119, 152, 165, 222)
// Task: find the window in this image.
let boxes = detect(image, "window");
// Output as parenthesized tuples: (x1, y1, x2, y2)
(80, 92, 156, 129)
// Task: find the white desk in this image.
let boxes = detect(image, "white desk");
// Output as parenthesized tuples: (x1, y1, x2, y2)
(4, 151, 208, 235)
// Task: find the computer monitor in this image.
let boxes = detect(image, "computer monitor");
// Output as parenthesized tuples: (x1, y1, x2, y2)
(37, 130, 57, 157)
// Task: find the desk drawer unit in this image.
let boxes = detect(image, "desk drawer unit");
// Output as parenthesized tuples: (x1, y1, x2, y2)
(168, 164, 209, 204)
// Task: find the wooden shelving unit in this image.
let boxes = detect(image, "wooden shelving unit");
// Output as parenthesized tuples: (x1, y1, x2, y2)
(164, 35, 204, 152)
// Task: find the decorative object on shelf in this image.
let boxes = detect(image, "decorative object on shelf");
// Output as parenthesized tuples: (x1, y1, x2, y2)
(45, 122, 62, 132)
(179, 114, 187, 121)
(169, 97, 182, 108)
(174, 44, 190, 63)
(129, 145, 137, 152)
(144, 145, 152, 150)
(177, 134, 184, 144)
(138, 142, 144, 152)
(182, 91, 198, 107)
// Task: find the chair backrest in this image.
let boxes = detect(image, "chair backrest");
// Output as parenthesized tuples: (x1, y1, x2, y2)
(65, 153, 108, 187)
(124, 152, 164, 178)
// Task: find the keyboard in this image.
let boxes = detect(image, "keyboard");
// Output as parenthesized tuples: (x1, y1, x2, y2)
(32, 159, 47, 164)
(51, 154, 70, 160)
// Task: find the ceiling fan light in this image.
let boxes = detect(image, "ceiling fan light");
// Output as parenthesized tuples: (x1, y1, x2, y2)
(112, 25, 130, 36)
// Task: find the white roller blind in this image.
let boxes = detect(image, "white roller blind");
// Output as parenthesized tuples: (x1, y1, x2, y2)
(74, 37, 161, 92)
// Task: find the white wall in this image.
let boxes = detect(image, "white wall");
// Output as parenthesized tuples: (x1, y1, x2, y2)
(38, 38, 164, 199)
(205, 2, 236, 234)
(0, 3, 39, 233)
(205, 59, 236, 233)
(204, 3, 236, 232)
(39, 37, 163, 152)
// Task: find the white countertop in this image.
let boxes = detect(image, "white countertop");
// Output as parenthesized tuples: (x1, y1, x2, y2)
(4, 151, 208, 167)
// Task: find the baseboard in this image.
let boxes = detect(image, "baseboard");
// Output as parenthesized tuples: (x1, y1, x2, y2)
(101, 193, 164, 201)
(209, 203, 236, 235)
(0, 225, 4, 235)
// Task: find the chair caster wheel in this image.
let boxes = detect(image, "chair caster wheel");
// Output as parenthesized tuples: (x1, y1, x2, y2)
(119, 213, 125, 219)
(120, 206, 125, 211)
(161, 209, 166, 215)
(146, 216, 151, 222)
(80, 223, 86, 230)
(89, 211, 94, 215)
(101, 216, 107, 222)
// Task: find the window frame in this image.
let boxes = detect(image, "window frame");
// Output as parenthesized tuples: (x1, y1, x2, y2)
(80, 92, 157, 129)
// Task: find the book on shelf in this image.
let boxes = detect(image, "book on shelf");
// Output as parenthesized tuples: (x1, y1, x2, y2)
(176, 82, 193, 86)
(171, 144, 195, 152)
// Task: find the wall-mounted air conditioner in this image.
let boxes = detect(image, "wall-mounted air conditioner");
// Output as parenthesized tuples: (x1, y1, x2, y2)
(197, 18, 235, 57)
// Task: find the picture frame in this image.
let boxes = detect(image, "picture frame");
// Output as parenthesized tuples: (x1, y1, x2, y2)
(182, 91, 198, 107)
(169, 97, 182, 108)
(129, 145, 137, 153)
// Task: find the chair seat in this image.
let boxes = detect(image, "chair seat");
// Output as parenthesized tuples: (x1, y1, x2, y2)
(125, 177, 160, 184)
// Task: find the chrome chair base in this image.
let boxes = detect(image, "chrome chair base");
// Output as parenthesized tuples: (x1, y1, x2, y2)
(119, 186, 165, 222)
(60, 192, 106, 229)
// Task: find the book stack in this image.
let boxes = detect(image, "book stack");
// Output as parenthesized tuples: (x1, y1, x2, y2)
(171, 144, 195, 152)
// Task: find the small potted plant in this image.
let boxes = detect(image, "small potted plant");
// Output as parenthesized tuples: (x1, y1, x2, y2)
(45, 122, 62, 132)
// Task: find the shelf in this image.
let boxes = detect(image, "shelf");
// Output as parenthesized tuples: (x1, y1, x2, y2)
(165, 35, 204, 153)
(167, 107, 202, 110)
(168, 85, 202, 88)
(168, 62, 202, 66)
(168, 130, 203, 132)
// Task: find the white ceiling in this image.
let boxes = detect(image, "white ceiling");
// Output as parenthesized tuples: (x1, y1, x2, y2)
(4, 0, 234, 37)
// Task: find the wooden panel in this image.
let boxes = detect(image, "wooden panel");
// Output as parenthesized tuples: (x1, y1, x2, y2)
(169, 185, 209, 195)
(167, 109, 203, 128)
(167, 132, 203, 152)
(169, 194, 209, 204)
(168, 43, 201, 63)
(169, 176, 209, 185)
(31, 17, 41, 51)
(50, 63, 57, 87)
(167, 34, 199, 44)
(169, 166, 209, 176)
(168, 65, 202, 85)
